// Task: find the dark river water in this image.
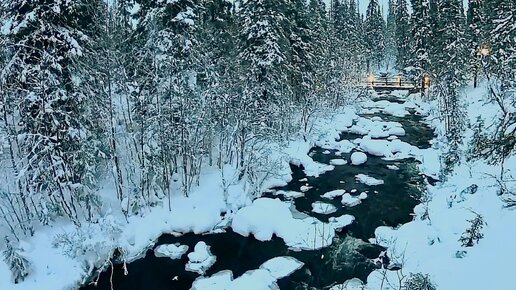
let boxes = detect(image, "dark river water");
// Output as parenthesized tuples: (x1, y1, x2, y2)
(81, 93, 435, 290)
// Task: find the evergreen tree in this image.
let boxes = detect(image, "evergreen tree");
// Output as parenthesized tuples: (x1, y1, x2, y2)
(1, 0, 108, 224)
(431, 0, 468, 172)
(364, 0, 386, 71)
(394, 0, 412, 69)
(410, 0, 432, 77)
(385, 0, 397, 70)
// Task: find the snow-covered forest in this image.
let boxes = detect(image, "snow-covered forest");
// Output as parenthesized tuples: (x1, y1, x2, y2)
(0, 0, 514, 289)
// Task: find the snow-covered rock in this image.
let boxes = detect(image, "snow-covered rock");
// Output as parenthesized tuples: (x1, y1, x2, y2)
(185, 242, 216, 275)
(386, 165, 399, 170)
(341, 194, 361, 207)
(321, 189, 346, 199)
(351, 152, 367, 165)
(232, 198, 339, 250)
(300, 185, 312, 192)
(154, 243, 188, 259)
(191, 257, 303, 290)
(259, 256, 304, 279)
(355, 174, 384, 186)
(312, 202, 337, 214)
(328, 215, 355, 231)
(273, 190, 304, 199)
(330, 159, 347, 166)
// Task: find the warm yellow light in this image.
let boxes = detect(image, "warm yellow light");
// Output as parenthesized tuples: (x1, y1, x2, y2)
(367, 74, 375, 84)
(479, 46, 490, 56)
(423, 75, 431, 88)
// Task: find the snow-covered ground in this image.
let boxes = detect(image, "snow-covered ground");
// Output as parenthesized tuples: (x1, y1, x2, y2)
(0, 106, 360, 290)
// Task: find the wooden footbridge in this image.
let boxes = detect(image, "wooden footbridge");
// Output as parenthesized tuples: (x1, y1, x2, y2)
(361, 74, 430, 94)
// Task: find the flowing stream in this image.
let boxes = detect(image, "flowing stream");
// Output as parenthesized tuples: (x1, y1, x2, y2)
(81, 92, 435, 290)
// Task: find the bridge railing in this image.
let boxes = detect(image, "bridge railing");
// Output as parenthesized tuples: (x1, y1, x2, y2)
(361, 76, 418, 90)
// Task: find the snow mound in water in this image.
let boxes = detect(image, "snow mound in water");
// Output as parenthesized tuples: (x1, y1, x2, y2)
(322, 189, 346, 199)
(345, 117, 406, 139)
(273, 190, 304, 199)
(329, 215, 355, 231)
(355, 174, 384, 186)
(154, 243, 188, 259)
(185, 242, 216, 275)
(232, 198, 341, 250)
(330, 158, 347, 166)
(351, 152, 367, 165)
(191, 256, 303, 290)
(312, 202, 337, 214)
(387, 164, 399, 170)
(260, 256, 304, 279)
(357, 136, 416, 159)
(341, 194, 361, 207)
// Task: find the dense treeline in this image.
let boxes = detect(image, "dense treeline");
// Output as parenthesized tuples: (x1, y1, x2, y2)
(0, 0, 369, 239)
(0, 0, 514, 243)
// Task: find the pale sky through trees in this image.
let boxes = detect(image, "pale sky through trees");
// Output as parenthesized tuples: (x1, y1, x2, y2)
(323, 0, 470, 18)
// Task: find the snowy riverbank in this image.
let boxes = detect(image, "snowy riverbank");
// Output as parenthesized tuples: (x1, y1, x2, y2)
(0, 102, 361, 290)
(360, 85, 516, 290)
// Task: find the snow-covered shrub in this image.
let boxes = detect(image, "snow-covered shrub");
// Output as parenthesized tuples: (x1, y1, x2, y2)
(3, 238, 31, 283)
(403, 273, 436, 290)
(52, 216, 123, 273)
(459, 213, 486, 247)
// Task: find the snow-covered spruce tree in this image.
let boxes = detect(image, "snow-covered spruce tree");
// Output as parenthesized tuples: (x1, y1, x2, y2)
(346, 0, 367, 73)
(430, 0, 468, 174)
(1, 0, 108, 226)
(410, 0, 432, 79)
(287, 0, 317, 104)
(3, 237, 31, 283)
(394, 0, 412, 69)
(364, 0, 385, 71)
(384, 0, 397, 70)
(459, 213, 486, 247)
